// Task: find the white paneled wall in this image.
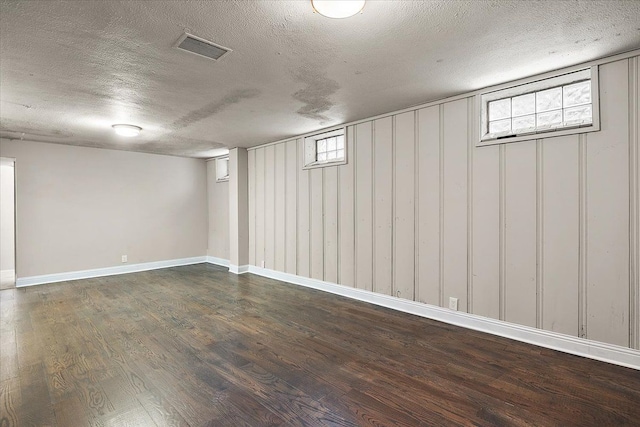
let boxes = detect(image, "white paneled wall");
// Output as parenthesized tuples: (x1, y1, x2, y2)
(247, 56, 640, 349)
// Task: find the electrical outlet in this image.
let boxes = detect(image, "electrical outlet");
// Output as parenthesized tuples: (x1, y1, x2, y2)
(261, 260, 265, 268)
(449, 297, 459, 311)
(121, 255, 128, 263)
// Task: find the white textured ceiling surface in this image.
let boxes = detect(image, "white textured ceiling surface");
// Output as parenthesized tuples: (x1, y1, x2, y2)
(1, 0, 639, 158)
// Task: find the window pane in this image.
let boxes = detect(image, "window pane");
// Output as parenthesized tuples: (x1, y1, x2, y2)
(512, 93, 535, 117)
(327, 137, 336, 151)
(536, 87, 562, 113)
(512, 114, 535, 132)
(563, 81, 591, 107)
(489, 118, 511, 134)
(564, 104, 592, 124)
(489, 99, 511, 121)
(481, 70, 595, 143)
(336, 135, 344, 150)
(327, 151, 337, 160)
(317, 139, 326, 153)
(317, 152, 327, 162)
(337, 149, 344, 159)
(536, 110, 562, 127)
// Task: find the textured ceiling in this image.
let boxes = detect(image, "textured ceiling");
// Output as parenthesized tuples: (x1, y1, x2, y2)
(1, 1, 639, 158)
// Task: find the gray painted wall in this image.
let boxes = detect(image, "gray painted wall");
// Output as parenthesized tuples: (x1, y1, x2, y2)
(0, 160, 15, 272)
(0, 139, 208, 277)
(207, 159, 230, 260)
(229, 148, 249, 267)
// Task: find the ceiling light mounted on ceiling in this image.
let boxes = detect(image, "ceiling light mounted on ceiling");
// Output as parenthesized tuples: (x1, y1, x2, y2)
(112, 124, 142, 137)
(311, 0, 365, 18)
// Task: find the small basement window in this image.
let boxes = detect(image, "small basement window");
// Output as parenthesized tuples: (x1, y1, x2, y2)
(215, 156, 229, 182)
(478, 67, 599, 146)
(303, 128, 347, 169)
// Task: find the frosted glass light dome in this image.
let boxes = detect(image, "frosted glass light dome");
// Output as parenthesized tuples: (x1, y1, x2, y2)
(311, 0, 365, 18)
(112, 124, 142, 137)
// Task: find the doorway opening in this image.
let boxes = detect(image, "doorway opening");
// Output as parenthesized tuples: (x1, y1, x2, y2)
(1, 158, 16, 289)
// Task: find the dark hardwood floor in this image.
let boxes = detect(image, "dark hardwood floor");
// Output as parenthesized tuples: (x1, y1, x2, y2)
(1, 263, 639, 426)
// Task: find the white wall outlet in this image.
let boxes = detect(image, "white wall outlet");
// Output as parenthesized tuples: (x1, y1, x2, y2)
(449, 297, 459, 311)
(121, 255, 127, 263)
(261, 260, 265, 268)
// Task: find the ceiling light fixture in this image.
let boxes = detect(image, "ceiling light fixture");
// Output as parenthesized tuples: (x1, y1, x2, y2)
(112, 124, 142, 137)
(311, 0, 365, 18)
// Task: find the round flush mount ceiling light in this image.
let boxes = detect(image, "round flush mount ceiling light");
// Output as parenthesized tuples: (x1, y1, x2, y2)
(311, 0, 365, 18)
(112, 124, 142, 137)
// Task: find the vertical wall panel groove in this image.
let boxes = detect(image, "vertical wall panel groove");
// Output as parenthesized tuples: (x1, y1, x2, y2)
(308, 160, 312, 274)
(264, 145, 276, 269)
(414, 110, 420, 303)
(322, 167, 326, 281)
(536, 140, 544, 329)
(248, 149, 255, 266)
(274, 144, 286, 271)
(297, 140, 310, 277)
(352, 126, 358, 288)
(283, 145, 287, 272)
(285, 140, 297, 274)
(579, 133, 587, 338)
(629, 56, 640, 349)
(467, 97, 475, 312)
(391, 116, 396, 297)
(337, 166, 341, 285)
(439, 104, 445, 307)
(499, 144, 506, 321)
(282, 144, 287, 272)
(255, 148, 265, 267)
(370, 120, 378, 292)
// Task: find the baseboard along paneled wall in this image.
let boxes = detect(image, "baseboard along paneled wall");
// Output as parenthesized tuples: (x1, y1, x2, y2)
(247, 55, 640, 351)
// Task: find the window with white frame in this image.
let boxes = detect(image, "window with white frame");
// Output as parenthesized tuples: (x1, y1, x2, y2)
(303, 128, 347, 169)
(215, 156, 229, 182)
(478, 67, 599, 146)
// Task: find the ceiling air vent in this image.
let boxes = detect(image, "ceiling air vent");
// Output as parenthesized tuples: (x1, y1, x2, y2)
(174, 33, 232, 61)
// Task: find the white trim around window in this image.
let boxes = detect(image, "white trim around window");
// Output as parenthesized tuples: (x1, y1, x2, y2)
(477, 66, 600, 147)
(303, 128, 348, 170)
(215, 156, 229, 182)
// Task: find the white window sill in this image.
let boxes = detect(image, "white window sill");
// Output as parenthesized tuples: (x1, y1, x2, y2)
(302, 158, 347, 170)
(478, 122, 599, 147)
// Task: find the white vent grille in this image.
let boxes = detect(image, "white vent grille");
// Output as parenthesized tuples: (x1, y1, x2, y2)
(175, 33, 231, 61)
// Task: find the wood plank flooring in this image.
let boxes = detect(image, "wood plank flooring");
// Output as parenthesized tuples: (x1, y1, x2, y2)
(1, 263, 639, 426)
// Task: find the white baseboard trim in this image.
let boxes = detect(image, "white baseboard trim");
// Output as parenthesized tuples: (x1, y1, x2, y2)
(16, 256, 207, 288)
(1, 269, 15, 282)
(206, 256, 230, 268)
(246, 265, 640, 370)
(229, 264, 250, 274)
